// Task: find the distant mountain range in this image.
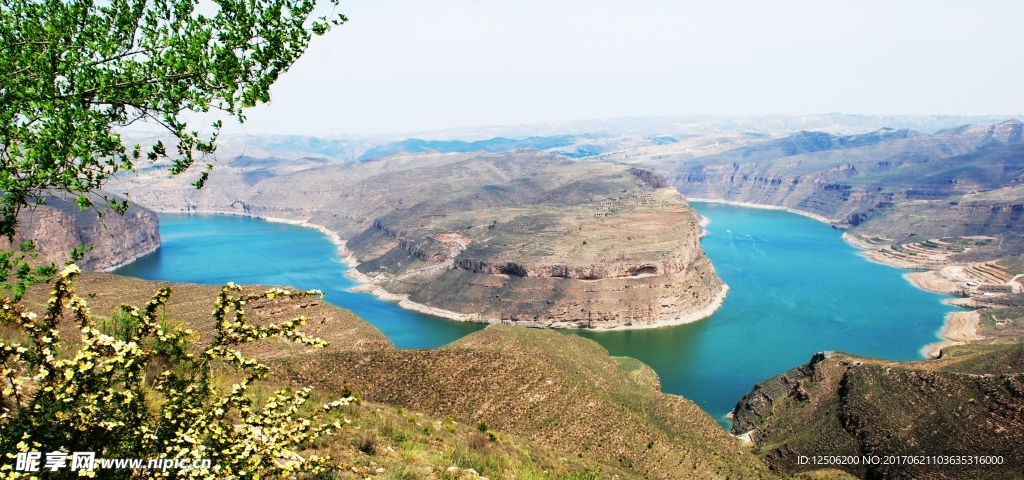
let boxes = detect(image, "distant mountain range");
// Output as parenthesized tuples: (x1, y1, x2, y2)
(644, 119, 1024, 259)
(119, 114, 1023, 163)
(354, 135, 581, 160)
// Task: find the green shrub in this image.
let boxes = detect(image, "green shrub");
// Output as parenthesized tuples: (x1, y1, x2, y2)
(0, 266, 354, 477)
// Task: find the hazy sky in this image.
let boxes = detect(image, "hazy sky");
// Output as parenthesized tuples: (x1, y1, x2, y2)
(216, 0, 1024, 136)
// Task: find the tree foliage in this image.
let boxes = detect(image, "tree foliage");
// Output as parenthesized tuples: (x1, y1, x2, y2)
(0, 0, 344, 294)
(1, 266, 355, 478)
(0, 0, 350, 475)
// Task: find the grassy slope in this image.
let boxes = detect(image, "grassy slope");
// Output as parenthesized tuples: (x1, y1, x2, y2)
(13, 275, 613, 479)
(732, 344, 1024, 479)
(291, 393, 612, 480)
(271, 326, 775, 480)
(14, 274, 777, 479)
(20, 273, 395, 356)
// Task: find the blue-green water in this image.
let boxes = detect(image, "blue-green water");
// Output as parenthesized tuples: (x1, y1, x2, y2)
(115, 205, 962, 425)
(576, 202, 962, 424)
(114, 214, 485, 349)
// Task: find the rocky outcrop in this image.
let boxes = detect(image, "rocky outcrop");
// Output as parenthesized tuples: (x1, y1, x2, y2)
(628, 167, 669, 188)
(731, 351, 831, 435)
(0, 194, 161, 272)
(453, 257, 675, 279)
(356, 185, 723, 329)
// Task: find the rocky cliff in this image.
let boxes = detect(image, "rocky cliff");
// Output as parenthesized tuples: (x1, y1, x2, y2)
(0, 194, 161, 272)
(120, 151, 724, 329)
(356, 185, 722, 328)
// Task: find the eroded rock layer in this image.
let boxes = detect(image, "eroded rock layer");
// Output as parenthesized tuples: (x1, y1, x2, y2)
(650, 120, 1024, 259)
(1, 194, 161, 272)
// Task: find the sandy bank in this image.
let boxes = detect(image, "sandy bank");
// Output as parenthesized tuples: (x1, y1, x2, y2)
(149, 209, 730, 330)
(922, 310, 983, 358)
(686, 198, 833, 224)
(904, 269, 965, 295)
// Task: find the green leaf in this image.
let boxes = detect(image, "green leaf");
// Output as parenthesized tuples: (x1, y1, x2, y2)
(0, 0, 345, 288)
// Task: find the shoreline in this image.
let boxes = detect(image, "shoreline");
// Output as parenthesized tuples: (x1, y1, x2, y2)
(685, 197, 991, 360)
(903, 270, 959, 295)
(346, 267, 731, 331)
(687, 198, 833, 224)
(149, 208, 731, 330)
(150, 209, 349, 248)
(148, 205, 978, 347)
(921, 310, 983, 358)
(98, 241, 162, 273)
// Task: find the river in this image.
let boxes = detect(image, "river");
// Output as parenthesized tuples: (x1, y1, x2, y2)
(115, 202, 962, 425)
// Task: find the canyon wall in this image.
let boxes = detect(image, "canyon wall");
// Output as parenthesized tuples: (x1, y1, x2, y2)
(663, 121, 1024, 223)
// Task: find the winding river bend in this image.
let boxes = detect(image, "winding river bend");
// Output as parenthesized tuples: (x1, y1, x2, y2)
(115, 202, 963, 424)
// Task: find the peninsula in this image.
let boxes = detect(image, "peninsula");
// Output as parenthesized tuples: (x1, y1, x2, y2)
(121, 151, 725, 329)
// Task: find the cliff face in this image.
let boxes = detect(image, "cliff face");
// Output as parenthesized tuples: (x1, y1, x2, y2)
(0, 195, 161, 272)
(368, 190, 722, 328)
(120, 151, 725, 329)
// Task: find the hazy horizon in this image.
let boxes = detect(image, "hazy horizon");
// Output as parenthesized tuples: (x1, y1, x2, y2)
(125, 113, 1021, 146)
(163, 0, 1023, 137)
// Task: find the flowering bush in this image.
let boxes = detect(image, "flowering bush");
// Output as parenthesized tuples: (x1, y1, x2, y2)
(0, 265, 354, 478)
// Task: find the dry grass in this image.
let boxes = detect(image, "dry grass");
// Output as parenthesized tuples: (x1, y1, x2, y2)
(270, 326, 775, 480)
(734, 343, 1024, 479)
(12, 274, 776, 479)
(20, 273, 394, 359)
